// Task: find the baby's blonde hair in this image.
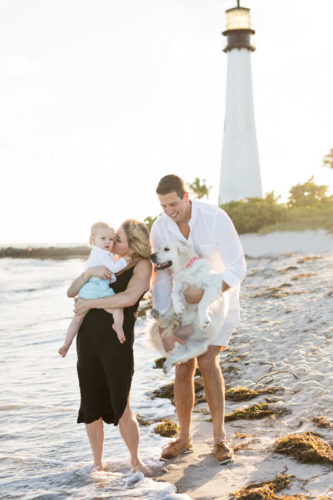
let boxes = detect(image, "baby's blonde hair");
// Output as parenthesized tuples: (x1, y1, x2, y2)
(89, 221, 114, 246)
(121, 219, 151, 259)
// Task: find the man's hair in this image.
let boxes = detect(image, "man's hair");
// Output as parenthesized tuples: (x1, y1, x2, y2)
(156, 175, 186, 199)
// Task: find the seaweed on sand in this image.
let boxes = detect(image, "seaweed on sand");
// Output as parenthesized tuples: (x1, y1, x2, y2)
(153, 357, 167, 369)
(273, 432, 333, 465)
(225, 403, 289, 422)
(229, 474, 296, 499)
(154, 419, 179, 437)
(152, 381, 175, 401)
(312, 416, 333, 429)
(152, 377, 205, 405)
(226, 386, 280, 402)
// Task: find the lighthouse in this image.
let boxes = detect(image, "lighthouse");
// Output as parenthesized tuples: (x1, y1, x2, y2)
(218, 1, 262, 204)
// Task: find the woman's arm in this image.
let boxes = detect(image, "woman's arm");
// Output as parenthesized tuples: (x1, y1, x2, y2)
(74, 259, 152, 315)
(67, 266, 112, 298)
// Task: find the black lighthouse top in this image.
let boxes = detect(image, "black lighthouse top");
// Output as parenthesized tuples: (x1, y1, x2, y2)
(223, 1, 255, 52)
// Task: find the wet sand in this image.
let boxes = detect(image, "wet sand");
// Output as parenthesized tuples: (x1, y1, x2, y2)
(155, 230, 333, 499)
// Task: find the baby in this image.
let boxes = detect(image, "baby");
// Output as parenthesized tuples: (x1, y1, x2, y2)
(58, 221, 131, 357)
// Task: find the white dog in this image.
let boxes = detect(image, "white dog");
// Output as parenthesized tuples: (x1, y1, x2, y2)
(149, 240, 226, 374)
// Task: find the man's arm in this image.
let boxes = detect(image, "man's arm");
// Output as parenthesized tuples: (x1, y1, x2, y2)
(215, 209, 246, 289)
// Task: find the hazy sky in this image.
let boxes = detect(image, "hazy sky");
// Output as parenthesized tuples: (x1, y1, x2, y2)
(1, 0, 332, 244)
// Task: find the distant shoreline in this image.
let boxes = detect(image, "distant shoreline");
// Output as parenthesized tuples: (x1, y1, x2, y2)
(0, 246, 90, 259)
(1, 229, 333, 259)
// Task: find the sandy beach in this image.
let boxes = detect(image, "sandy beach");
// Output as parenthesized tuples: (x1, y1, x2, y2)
(153, 230, 333, 499)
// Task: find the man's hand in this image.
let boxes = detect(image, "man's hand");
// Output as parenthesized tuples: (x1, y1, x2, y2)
(74, 297, 91, 315)
(183, 285, 204, 304)
(161, 333, 185, 352)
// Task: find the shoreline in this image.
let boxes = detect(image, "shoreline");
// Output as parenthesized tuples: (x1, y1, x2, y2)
(0, 246, 90, 259)
(1, 229, 333, 259)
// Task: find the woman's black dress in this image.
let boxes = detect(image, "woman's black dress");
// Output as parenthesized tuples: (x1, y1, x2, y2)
(76, 267, 142, 426)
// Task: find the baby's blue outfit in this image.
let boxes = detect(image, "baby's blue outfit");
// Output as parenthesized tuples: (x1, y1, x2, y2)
(78, 278, 115, 299)
(77, 245, 128, 300)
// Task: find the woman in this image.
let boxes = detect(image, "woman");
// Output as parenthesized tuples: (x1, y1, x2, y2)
(67, 219, 152, 475)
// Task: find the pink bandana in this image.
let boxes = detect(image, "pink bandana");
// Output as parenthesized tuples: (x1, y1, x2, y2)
(186, 256, 199, 268)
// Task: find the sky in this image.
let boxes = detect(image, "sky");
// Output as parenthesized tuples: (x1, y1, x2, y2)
(0, 0, 332, 244)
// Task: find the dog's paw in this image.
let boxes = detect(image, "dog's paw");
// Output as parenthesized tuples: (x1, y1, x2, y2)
(151, 308, 160, 320)
(199, 315, 211, 330)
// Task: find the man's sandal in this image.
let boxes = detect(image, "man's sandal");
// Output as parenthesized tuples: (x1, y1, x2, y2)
(214, 441, 234, 464)
(161, 437, 193, 459)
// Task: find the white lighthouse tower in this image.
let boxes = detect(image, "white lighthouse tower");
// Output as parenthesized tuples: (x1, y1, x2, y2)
(218, 1, 262, 204)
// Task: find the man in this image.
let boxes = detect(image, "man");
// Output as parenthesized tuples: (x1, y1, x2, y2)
(150, 175, 246, 464)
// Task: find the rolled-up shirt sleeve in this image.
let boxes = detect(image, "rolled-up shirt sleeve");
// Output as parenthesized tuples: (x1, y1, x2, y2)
(214, 209, 246, 289)
(104, 255, 128, 274)
(150, 222, 173, 313)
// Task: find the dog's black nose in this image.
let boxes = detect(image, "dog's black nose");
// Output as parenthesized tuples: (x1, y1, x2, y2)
(150, 252, 157, 263)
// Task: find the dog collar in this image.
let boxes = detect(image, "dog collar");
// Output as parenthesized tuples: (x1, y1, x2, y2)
(186, 256, 199, 268)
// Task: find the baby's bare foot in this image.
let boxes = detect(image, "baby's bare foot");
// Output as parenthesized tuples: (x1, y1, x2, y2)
(113, 323, 126, 344)
(58, 344, 69, 357)
(131, 459, 153, 477)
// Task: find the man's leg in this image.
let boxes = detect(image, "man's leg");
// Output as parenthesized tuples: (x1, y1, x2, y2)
(197, 345, 226, 444)
(161, 357, 196, 459)
(197, 345, 233, 463)
(175, 358, 196, 441)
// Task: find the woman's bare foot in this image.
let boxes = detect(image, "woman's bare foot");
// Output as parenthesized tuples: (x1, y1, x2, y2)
(58, 344, 70, 357)
(113, 323, 126, 344)
(131, 459, 153, 477)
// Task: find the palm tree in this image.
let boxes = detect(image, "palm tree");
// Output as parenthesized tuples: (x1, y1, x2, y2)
(187, 177, 212, 199)
(322, 148, 333, 169)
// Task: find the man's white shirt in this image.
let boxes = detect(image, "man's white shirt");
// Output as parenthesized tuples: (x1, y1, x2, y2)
(150, 199, 246, 346)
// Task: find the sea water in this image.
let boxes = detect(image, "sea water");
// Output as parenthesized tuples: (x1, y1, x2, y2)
(0, 258, 190, 499)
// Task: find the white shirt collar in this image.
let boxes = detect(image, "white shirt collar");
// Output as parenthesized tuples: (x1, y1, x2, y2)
(164, 199, 197, 240)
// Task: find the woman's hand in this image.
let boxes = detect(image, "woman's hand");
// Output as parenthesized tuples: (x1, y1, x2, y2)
(74, 298, 91, 316)
(183, 285, 204, 304)
(88, 266, 112, 280)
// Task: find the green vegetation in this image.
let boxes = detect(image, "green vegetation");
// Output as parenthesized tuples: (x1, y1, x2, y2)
(186, 177, 212, 199)
(323, 148, 333, 169)
(144, 215, 158, 231)
(220, 178, 333, 234)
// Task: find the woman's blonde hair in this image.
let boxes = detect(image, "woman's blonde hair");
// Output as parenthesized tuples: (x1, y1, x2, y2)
(89, 221, 114, 246)
(121, 219, 151, 259)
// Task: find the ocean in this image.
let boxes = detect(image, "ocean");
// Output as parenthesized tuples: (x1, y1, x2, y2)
(0, 257, 190, 499)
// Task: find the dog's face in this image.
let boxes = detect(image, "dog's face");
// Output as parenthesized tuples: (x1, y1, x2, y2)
(150, 240, 195, 272)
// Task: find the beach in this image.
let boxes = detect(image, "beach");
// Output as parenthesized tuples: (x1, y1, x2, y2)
(155, 230, 333, 499)
(1, 229, 332, 499)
